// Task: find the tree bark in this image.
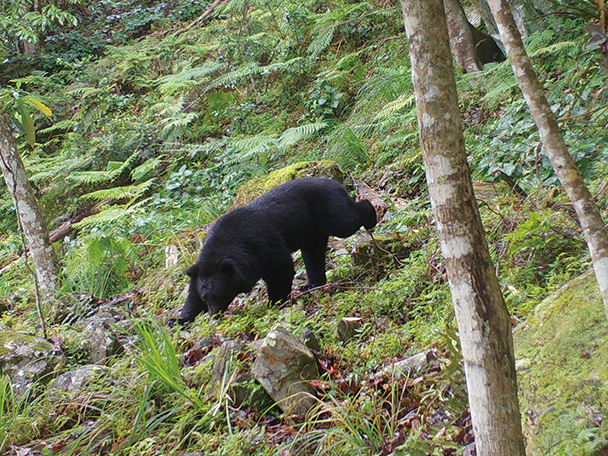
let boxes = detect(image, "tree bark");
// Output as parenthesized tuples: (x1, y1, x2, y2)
(487, 0, 608, 323)
(400, 1, 527, 455)
(506, 0, 531, 38)
(470, 0, 499, 35)
(0, 113, 58, 293)
(444, 0, 482, 73)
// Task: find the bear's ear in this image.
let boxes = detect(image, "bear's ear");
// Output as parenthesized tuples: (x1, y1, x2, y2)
(218, 258, 235, 272)
(185, 265, 199, 278)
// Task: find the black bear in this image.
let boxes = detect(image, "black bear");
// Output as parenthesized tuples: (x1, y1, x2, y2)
(179, 177, 377, 323)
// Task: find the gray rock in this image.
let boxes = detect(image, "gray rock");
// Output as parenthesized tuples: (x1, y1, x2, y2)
(0, 329, 65, 396)
(209, 340, 272, 409)
(212, 340, 244, 385)
(252, 327, 320, 419)
(336, 317, 362, 342)
(49, 365, 108, 396)
(299, 328, 321, 352)
(81, 316, 123, 363)
(378, 349, 437, 379)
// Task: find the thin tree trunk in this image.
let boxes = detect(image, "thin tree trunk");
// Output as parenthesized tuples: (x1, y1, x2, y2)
(400, 1, 527, 455)
(487, 0, 608, 323)
(444, 0, 482, 73)
(470, 0, 499, 35)
(506, 0, 531, 38)
(0, 113, 58, 293)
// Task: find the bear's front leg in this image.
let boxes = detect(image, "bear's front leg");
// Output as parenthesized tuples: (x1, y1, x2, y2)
(263, 250, 295, 304)
(301, 236, 328, 289)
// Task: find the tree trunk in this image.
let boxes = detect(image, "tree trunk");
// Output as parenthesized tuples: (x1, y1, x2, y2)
(400, 1, 527, 455)
(470, 0, 499, 35)
(444, 0, 482, 73)
(487, 0, 608, 323)
(506, 0, 531, 38)
(0, 113, 58, 293)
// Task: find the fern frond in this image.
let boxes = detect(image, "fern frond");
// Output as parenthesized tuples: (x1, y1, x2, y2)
(81, 180, 155, 202)
(69, 169, 121, 184)
(277, 122, 327, 148)
(210, 63, 262, 89)
(158, 112, 198, 141)
(157, 62, 225, 95)
(68, 152, 140, 184)
(226, 135, 277, 166)
(375, 93, 416, 119)
(308, 26, 335, 58)
(230, 134, 277, 152)
(131, 157, 163, 181)
(482, 77, 518, 102)
(209, 58, 304, 89)
(326, 125, 369, 168)
(529, 40, 577, 58)
(38, 119, 76, 134)
(74, 206, 137, 228)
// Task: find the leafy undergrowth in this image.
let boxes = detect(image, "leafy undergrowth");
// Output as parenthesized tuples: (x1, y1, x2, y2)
(2, 0, 608, 454)
(0, 185, 597, 456)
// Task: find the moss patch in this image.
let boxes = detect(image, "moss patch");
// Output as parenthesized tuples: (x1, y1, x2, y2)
(514, 270, 608, 455)
(232, 160, 346, 207)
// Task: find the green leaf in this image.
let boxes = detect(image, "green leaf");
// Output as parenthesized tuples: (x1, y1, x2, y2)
(16, 99, 35, 147)
(23, 96, 52, 118)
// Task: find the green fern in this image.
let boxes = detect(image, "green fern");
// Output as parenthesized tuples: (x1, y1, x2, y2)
(81, 180, 156, 202)
(69, 152, 140, 184)
(326, 124, 370, 169)
(374, 93, 416, 119)
(157, 62, 226, 96)
(131, 157, 163, 181)
(73, 206, 137, 228)
(308, 26, 335, 58)
(529, 40, 578, 58)
(277, 122, 327, 148)
(208, 57, 304, 91)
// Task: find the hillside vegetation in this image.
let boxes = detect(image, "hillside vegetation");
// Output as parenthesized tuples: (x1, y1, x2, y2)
(1, 0, 608, 454)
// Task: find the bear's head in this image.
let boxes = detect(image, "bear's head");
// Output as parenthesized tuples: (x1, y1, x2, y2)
(179, 258, 246, 323)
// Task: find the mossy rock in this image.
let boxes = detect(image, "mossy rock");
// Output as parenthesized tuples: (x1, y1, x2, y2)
(514, 270, 608, 455)
(232, 161, 347, 207)
(0, 329, 65, 396)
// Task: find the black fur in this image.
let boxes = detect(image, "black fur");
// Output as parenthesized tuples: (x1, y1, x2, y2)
(179, 177, 377, 323)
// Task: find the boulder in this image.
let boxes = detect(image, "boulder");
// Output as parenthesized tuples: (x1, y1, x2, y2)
(514, 270, 608, 455)
(233, 161, 346, 207)
(80, 316, 123, 363)
(48, 365, 108, 397)
(0, 329, 64, 396)
(252, 327, 320, 419)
